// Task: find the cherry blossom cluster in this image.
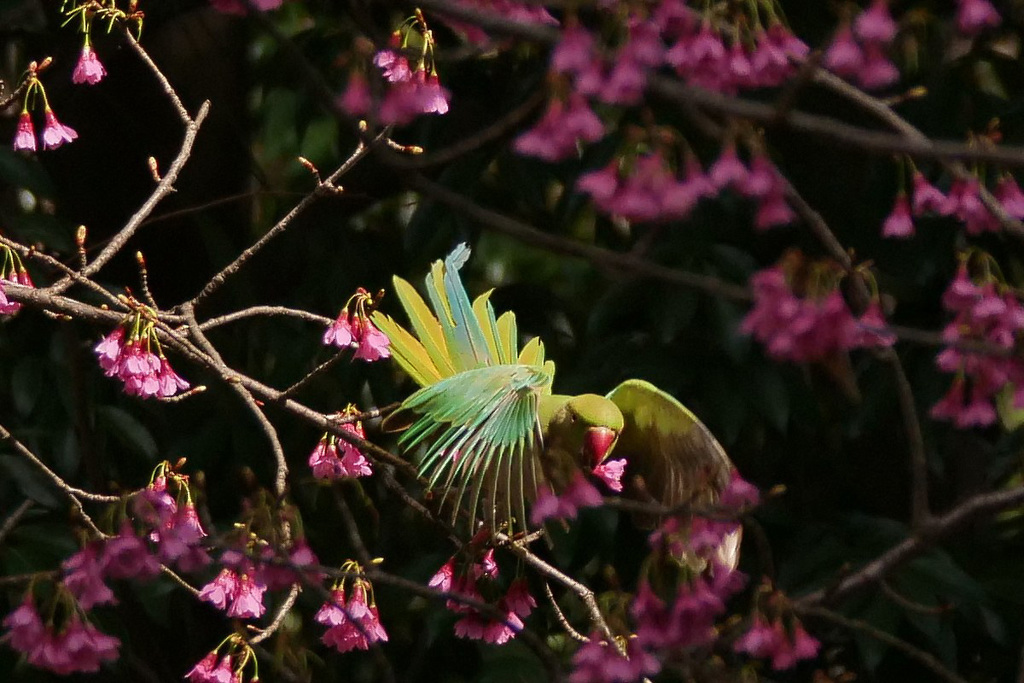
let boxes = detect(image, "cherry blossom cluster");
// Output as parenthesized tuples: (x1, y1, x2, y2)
(94, 308, 191, 398)
(11, 59, 78, 152)
(308, 408, 373, 480)
(437, 0, 557, 45)
(314, 562, 388, 653)
(186, 634, 259, 683)
(822, 0, 900, 90)
(339, 13, 450, 126)
(2, 596, 120, 675)
(575, 144, 795, 227)
(132, 465, 211, 573)
(955, 0, 1002, 36)
(199, 539, 321, 620)
(0, 244, 35, 315)
(571, 472, 766, 681)
(931, 257, 1024, 428)
(733, 582, 819, 670)
(323, 287, 392, 361)
(883, 169, 1024, 239)
(742, 255, 896, 362)
(1, 464, 209, 675)
(429, 538, 535, 645)
(513, 4, 806, 164)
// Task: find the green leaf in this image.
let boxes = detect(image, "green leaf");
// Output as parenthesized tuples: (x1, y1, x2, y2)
(96, 406, 158, 462)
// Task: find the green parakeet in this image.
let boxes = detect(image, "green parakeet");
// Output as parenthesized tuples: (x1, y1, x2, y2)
(372, 246, 739, 562)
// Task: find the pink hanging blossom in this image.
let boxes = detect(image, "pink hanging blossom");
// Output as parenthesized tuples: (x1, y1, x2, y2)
(530, 471, 604, 525)
(911, 172, 951, 216)
(209, 0, 282, 14)
(734, 615, 820, 670)
(592, 458, 626, 492)
(956, 0, 1001, 36)
(338, 72, 371, 117)
(40, 109, 78, 150)
(854, 0, 898, 44)
(62, 543, 116, 609)
(514, 94, 605, 161)
(823, 26, 863, 77)
(72, 44, 107, 85)
(12, 112, 36, 152)
(882, 193, 914, 238)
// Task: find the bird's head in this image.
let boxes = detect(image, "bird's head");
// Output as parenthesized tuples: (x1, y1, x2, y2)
(556, 394, 624, 468)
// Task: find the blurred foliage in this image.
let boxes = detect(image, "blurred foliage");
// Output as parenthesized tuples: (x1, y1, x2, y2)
(2, 1, 1024, 681)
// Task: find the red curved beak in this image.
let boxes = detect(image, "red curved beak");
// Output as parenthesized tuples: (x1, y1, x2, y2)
(584, 426, 618, 468)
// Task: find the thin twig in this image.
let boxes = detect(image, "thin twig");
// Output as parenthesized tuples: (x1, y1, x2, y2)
(798, 604, 969, 683)
(249, 583, 301, 645)
(0, 500, 33, 547)
(543, 581, 589, 643)
(495, 532, 623, 655)
(190, 134, 384, 309)
(123, 32, 193, 124)
(199, 306, 332, 331)
(796, 485, 1024, 606)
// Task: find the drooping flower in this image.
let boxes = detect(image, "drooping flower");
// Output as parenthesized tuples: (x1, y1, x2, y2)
(734, 614, 820, 670)
(62, 543, 116, 609)
(592, 458, 626, 492)
(514, 93, 605, 161)
(309, 416, 373, 480)
(72, 44, 107, 85)
(101, 523, 161, 580)
(882, 192, 914, 238)
(94, 313, 190, 398)
(319, 575, 388, 653)
(199, 568, 241, 611)
(823, 25, 863, 77)
(40, 108, 78, 150)
(226, 573, 267, 619)
(325, 288, 391, 361)
(12, 112, 36, 152)
(956, 0, 1001, 36)
(209, 0, 282, 14)
(854, 0, 897, 44)
(994, 175, 1024, 219)
(570, 635, 660, 683)
(911, 172, 951, 216)
(530, 471, 604, 525)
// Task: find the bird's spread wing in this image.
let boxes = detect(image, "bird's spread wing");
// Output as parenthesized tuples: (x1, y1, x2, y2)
(607, 379, 733, 513)
(371, 245, 555, 388)
(399, 364, 551, 532)
(373, 245, 558, 532)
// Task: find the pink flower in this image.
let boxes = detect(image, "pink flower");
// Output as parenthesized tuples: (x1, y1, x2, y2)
(577, 160, 620, 205)
(315, 588, 348, 627)
(709, 144, 749, 191)
(324, 310, 355, 347)
(429, 558, 455, 592)
(824, 26, 863, 77)
(94, 327, 126, 374)
(309, 422, 372, 479)
(199, 568, 240, 610)
(374, 49, 412, 83)
(187, 653, 234, 683)
(156, 357, 190, 397)
(72, 45, 106, 85)
(858, 44, 899, 89)
(552, 25, 596, 75)
(735, 615, 819, 670)
(40, 109, 78, 150)
(570, 635, 659, 683)
(63, 544, 116, 609)
(856, 301, 897, 347)
(592, 458, 626, 492)
(226, 573, 267, 618)
(911, 172, 950, 216)
(353, 320, 391, 361)
(956, 0, 1001, 36)
(514, 94, 605, 161)
(503, 578, 536, 618)
(0, 280, 21, 315)
(3, 597, 45, 652)
(882, 193, 914, 238)
(530, 472, 603, 525)
(854, 0, 897, 44)
(995, 175, 1024, 219)
(754, 190, 796, 230)
(12, 112, 35, 152)
(320, 581, 388, 652)
(101, 523, 161, 580)
(338, 72, 371, 117)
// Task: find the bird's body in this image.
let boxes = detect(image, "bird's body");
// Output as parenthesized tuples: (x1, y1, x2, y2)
(372, 245, 742, 566)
